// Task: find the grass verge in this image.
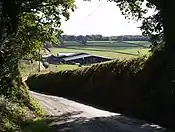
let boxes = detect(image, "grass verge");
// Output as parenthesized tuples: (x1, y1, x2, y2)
(22, 117, 54, 132)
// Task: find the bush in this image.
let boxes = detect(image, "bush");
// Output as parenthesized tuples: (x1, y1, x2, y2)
(0, 81, 46, 132)
(26, 51, 175, 129)
(26, 58, 145, 115)
(0, 95, 28, 131)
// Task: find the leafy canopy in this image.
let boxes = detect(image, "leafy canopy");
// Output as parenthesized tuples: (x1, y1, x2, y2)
(0, 0, 75, 59)
(0, 0, 75, 96)
(107, 0, 164, 51)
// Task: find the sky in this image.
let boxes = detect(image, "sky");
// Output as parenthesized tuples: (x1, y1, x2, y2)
(60, 0, 143, 36)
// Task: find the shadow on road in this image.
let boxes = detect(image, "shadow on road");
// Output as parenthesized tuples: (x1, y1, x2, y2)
(24, 111, 169, 132)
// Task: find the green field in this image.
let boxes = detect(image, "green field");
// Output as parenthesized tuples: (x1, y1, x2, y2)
(19, 62, 84, 77)
(51, 41, 150, 59)
(47, 64, 86, 72)
(20, 41, 151, 76)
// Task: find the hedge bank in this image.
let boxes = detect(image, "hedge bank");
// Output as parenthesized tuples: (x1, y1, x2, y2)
(26, 51, 175, 129)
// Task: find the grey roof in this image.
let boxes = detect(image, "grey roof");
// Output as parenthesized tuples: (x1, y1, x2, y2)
(42, 52, 112, 62)
(58, 52, 77, 57)
(42, 54, 52, 58)
(63, 54, 92, 61)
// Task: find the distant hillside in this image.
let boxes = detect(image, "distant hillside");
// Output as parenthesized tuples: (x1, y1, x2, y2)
(61, 41, 151, 48)
(61, 35, 150, 42)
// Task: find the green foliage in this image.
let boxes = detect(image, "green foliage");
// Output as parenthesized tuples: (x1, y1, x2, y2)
(19, 61, 39, 77)
(26, 57, 146, 111)
(18, 82, 46, 116)
(23, 118, 54, 132)
(0, 92, 46, 132)
(109, 0, 146, 20)
(16, 1, 74, 60)
(50, 41, 150, 59)
(0, 0, 75, 97)
(28, 96, 47, 116)
(0, 96, 28, 131)
(140, 11, 164, 52)
(108, 0, 165, 51)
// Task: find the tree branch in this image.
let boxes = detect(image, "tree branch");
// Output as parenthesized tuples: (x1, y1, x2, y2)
(147, 0, 163, 9)
(21, 1, 57, 13)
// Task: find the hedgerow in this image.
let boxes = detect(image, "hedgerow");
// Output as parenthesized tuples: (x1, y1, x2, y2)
(26, 51, 175, 129)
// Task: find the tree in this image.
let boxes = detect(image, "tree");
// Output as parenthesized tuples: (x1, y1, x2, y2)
(109, 1, 175, 98)
(110, 1, 175, 127)
(108, 0, 174, 53)
(0, 0, 75, 97)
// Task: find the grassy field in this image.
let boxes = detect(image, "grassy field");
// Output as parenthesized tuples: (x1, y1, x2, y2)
(20, 41, 151, 76)
(51, 41, 150, 59)
(47, 64, 86, 72)
(63, 41, 150, 47)
(124, 41, 151, 45)
(19, 62, 39, 77)
(19, 62, 83, 77)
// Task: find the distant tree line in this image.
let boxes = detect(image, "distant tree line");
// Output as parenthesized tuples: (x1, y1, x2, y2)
(61, 35, 150, 42)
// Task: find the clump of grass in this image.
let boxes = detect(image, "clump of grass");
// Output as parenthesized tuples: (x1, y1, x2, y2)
(0, 79, 47, 132)
(22, 117, 54, 132)
(0, 94, 46, 132)
(28, 96, 47, 116)
(0, 95, 29, 131)
(19, 61, 39, 77)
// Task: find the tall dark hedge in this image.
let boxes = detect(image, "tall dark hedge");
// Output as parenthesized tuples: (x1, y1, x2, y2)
(26, 50, 175, 129)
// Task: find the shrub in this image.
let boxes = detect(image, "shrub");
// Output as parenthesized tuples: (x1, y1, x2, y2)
(26, 57, 145, 114)
(0, 80, 46, 132)
(0, 96, 27, 131)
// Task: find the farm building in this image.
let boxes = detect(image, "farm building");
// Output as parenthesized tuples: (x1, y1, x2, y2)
(62, 53, 112, 65)
(42, 52, 112, 65)
(42, 54, 63, 64)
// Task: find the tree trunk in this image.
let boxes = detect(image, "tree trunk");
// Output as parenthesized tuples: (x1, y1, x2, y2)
(161, 0, 175, 51)
(161, 0, 175, 92)
(0, 1, 23, 98)
(158, 4, 175, 128)
(0, 47, 20, 97)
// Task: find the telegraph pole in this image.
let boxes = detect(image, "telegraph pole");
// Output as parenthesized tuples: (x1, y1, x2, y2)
(38, 48, 41, 72)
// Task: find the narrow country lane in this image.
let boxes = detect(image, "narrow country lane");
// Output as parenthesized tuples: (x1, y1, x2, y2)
(30, 91, 169, 132)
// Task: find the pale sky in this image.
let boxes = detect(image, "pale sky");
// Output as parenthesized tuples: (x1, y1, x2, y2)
(61, 0, 143, 36)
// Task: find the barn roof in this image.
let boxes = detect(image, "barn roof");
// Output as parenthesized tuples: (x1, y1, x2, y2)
(58, 52, 77, 56)
(42, 53, 52, 58)
(63, 54, 92, 61)
(42, 52, 112, 62)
